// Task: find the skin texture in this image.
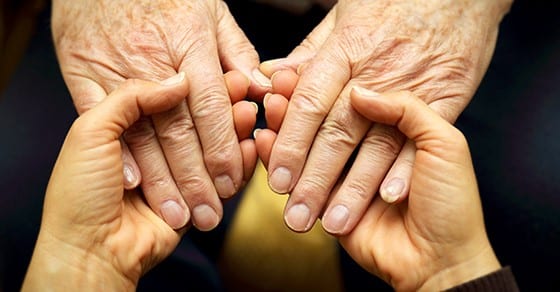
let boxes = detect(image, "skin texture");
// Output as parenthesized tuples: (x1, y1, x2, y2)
(51, 0, 270, 231)
(256, 86, 502, 291)
(21, 72, 257, 291)
(259, 0, 513, 235)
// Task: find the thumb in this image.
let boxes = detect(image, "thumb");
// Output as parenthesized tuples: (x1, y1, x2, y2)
(349, 87, 466, 160)
(73, 72, 188, 144)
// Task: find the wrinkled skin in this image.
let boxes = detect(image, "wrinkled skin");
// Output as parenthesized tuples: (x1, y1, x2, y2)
(259, 0, 513, 235)
(51, 0, 269, 231)
(22, 75, 258, 291)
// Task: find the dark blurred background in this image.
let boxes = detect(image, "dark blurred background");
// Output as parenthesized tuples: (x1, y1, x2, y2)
(1, 0, 559, 291)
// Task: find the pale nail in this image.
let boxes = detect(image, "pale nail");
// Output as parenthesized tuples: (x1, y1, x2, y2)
(381, 177, 405, 203)
(192, 204, 220, 232)
(252, 68, 272, 88)
(322, 205, 349, 234)
(123, 163, 138, 188)
(160, 200, 188, 229)
(160, 72, 185, 86)
(285, 204, 311, 232)
(269, 167, 292, 194)
(215, 175, 236, 198)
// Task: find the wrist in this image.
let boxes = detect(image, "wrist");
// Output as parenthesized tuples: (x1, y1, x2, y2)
(22, 231, 136, 292)
(418, 244, 502, 292)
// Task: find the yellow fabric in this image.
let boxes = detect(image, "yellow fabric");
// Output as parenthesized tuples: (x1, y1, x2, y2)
(219, 160, 343, 292)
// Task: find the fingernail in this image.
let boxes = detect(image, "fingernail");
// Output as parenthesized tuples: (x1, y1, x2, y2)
(296, 63, 307, 75)
(261, 58, 286, 68)
(253, 128, 262, 139)
(250, 101, 259, 115)
(160, 200, 188, 229)
(352, 86, 379, 97)
(263, 93, 272, 109)
(192, 204, 220, 231)
(123, 163, 138, 188)
(381, 177, 405, 203)
(285, 204, 312, 232)
(269, 167, 292, 194)
(322, 205, 349, 234)
(252, 68, 272, 88)
(215, 175, 236, 198)
(160, 72, 185, 86)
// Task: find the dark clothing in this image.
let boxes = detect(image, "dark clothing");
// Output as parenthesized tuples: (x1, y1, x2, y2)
(0, 0, 558, 291)
(446, 267, 519, 292)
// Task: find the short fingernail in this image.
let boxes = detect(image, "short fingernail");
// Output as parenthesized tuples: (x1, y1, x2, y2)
(252, 68, 272, 88)
(123, 163, 138, 188)
(250, 101, 259, 115)
(215, 175, 236, 198)
(261, 58, 286, 68)
(352, 86, 379, 97)
(263, 93, 272, 109)
(381, 177, 405, 203)
(253, 128, 262, 139)
(322, 205, 349, 234)
(285, 203, 312, 232)
(160, 200, 188, 229)
(160, 72, 185, 86)
(192, 204, 220, 232)
(269, 167, 292, 194)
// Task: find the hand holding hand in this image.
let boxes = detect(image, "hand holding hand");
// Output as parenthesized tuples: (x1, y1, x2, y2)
(339, 87, 501, 291)
(22, 72, 258, 291)
(51, 0, 268, 231)
(258, 0, 513, 234)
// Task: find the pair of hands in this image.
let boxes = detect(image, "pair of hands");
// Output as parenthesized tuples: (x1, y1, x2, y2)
(22, 72, 499, 291)
(52, 0, 513, 236)
(36, 0, 512, 290)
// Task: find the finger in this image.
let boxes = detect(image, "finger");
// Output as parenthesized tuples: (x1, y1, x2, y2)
(321, 122, 405, 235)
(232, 100, 258, 140)
(121, 139, 141, 190)
(77, 73, 188, 141)
(263, 93, 289, 132)
(217, 2, 271, 100)
(282, 86, 371, 233)
(150, 102, 221, 232)
(224, 70, 251, 104)
(259, 8, 336, 76)
(378, 139, 416, 204)
(239, 138, 258, 188)
(178, 34, 244, 200)
(266, 37, 352, 196)
(350, 87, 462, 147)
(254, 128, 277, 169)
(271, 70, 299, 98)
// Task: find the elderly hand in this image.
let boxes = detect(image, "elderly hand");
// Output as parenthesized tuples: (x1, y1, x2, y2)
(51, 0, 269, 231)
(21, 73, 258, 291)
(258, 0, 513, 234)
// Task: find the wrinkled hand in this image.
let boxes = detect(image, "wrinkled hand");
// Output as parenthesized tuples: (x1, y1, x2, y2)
(258, 0, 513, 234)
(51, 0, 270, 231)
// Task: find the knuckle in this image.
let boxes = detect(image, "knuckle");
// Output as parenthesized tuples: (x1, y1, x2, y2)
(318, 115, 363, 151)
(343, 178, 374, 202)
(123, 117, 157, 147)
(290, 87, 331, 119)
(294, 179, 329, 209)
(189, 86, 231, 120)
(204, 144, 236, 173)
(364, 125, 406, 160)
(142, 174, 174, 193)
(156, 115, 195, 145)
(176, 175, 215, 203)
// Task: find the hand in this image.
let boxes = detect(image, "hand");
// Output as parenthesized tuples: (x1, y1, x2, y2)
(51, 0, 270, 231)
(258, 0, 513, 234)
(339, 88, 500, 291)
(21, 73, 258, 291)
